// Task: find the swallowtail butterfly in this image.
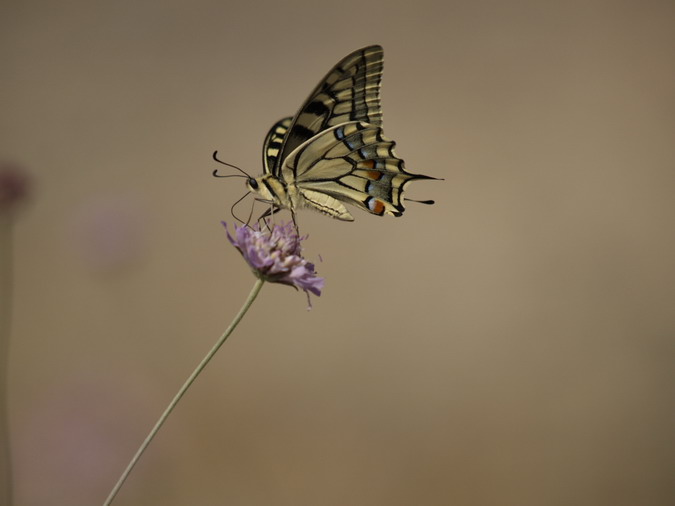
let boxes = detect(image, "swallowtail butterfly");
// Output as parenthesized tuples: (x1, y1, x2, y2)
(227, 45, 438, 222)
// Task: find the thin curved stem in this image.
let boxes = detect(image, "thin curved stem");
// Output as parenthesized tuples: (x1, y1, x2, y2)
(103, 278, 265, 505)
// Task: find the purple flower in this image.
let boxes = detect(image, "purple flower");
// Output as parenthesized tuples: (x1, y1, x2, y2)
(224, 222, 324, 298)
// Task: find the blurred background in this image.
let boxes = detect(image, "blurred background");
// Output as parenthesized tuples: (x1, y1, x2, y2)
(2, 0, 674, 504)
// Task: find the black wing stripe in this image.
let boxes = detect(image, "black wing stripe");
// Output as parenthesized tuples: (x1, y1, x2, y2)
(262, 117, 293, 175)
(274, 45, 384, 176)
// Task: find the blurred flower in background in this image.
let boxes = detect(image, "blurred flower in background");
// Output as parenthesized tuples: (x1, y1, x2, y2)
(13, 371, 172, 505)
(0, 162, 31, 214)
(1, 160, 32, 505)
(70, 193, 148, 274)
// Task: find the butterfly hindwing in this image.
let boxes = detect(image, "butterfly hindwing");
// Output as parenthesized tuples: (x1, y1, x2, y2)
(282, 121, 435, 220)
(274, 45, 384, 176)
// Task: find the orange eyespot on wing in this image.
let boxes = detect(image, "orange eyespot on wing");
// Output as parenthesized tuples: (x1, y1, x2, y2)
(367, 197, 386, 216)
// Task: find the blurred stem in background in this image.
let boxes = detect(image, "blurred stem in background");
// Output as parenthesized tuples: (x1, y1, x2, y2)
(0, 163, 30, 506)
(0, 212, 14, 506)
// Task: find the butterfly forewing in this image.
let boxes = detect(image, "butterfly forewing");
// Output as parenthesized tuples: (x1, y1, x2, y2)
(262, 117, 292, 175)
(274, 45, 384, 176)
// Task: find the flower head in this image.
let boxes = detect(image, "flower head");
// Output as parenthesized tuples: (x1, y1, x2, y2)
(224, 222, 324, 299)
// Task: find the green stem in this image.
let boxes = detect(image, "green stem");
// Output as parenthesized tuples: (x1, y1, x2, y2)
(103, 278, 265, 506)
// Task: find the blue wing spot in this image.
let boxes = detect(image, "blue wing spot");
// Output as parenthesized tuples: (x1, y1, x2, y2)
(335, 126, 345, 140)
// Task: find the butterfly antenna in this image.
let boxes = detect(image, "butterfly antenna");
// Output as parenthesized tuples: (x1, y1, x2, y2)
(230, 191, 251, 225)
(212, 151, 251, 178)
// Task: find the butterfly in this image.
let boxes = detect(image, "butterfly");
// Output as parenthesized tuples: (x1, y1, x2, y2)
(217, 45, 438, 223)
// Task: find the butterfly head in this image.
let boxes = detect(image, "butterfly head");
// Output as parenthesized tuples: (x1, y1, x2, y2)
(245, 176, 261, 193)
(246, 174, 288, 206)
(246, 175, 270, 201)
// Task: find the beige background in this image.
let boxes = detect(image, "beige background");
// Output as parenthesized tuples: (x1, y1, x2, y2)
(2, 0, 675, 504)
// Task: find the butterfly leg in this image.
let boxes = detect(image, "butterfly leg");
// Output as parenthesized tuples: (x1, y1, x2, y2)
(291, 210, 300, 235)
(258, 205, 281, 231)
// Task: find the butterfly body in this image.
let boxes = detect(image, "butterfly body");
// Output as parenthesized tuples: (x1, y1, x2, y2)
(247, 45, 437, 222)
